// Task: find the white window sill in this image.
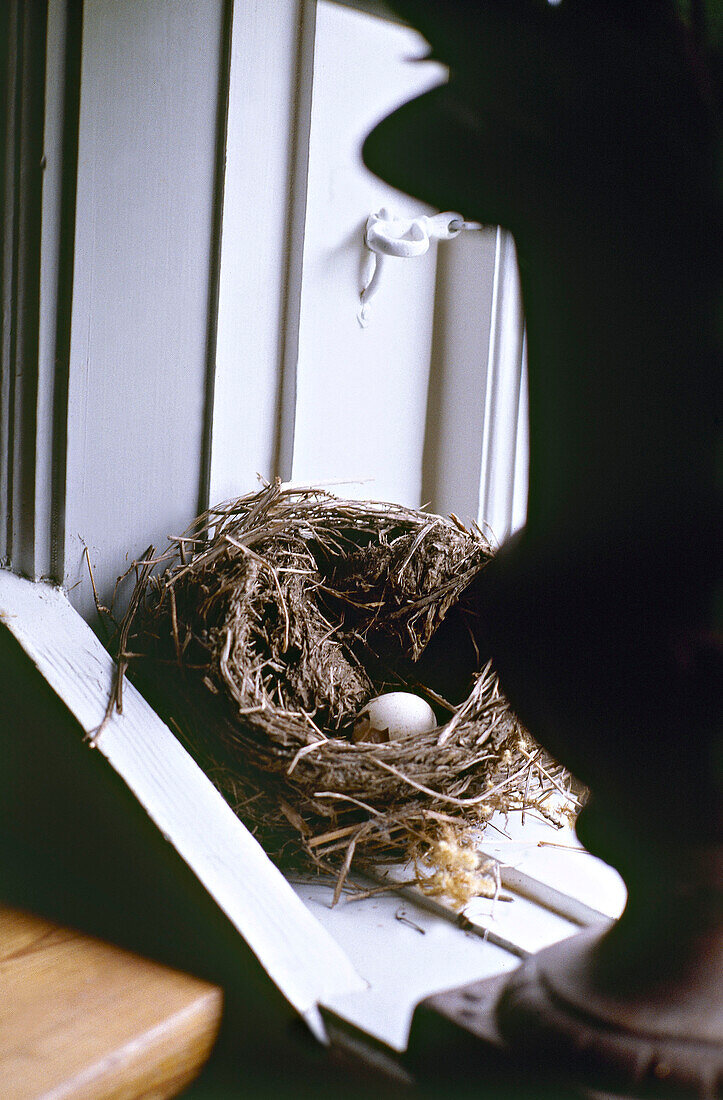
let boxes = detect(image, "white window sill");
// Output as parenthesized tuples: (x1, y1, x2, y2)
(0, 569, 625, 1055)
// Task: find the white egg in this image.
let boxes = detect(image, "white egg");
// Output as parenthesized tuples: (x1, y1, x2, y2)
(352, 692, 437, 743)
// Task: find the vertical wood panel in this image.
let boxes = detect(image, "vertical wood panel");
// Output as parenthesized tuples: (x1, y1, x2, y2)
(208, 0, 314, 506)
(64, 0, 228, 620)
(477, 229, 528, 546)
(0, 1, 11, 566)
(511, 344, 530, 536)
(0, 0, 24, 567)
(422, 228, 498, 525)
(289, 1, 446, 508)
(0, 0, 83, 585)
(273, 0, 318, 483)
(38, 0, 83, 583)
(0, 0, 49, 576)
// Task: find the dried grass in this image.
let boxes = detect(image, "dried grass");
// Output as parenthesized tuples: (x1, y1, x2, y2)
(109, 480, 578, 901)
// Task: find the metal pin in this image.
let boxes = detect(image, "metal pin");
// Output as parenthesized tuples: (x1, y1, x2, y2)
(395, 907, 426, 934)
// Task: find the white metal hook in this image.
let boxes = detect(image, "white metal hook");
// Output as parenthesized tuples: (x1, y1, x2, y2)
(365, 209, 431, 258)
(358, 208, 483, 326)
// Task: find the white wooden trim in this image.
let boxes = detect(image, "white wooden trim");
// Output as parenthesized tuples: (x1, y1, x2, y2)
(293, 877, 519, 1052)
(511, 342, 530, 535)
(1, 2, 238, 622)
(0, 569, 367, 1035)
(0, 0, 77, 581)
(418, 225, 529, 539)
(422, 228, 499, 524)
(62, 1, 230, 622)
(287, 1, 446, 508)
(0, 0, 45, 574)
(477, 228, 528, 546)
(209, 2, 529, 534)
(276, 1, 318, 482)
(476, 811, 627, 925)
(208, 0, 316, 504)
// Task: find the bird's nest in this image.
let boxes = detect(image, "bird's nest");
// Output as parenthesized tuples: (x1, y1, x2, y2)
(108, 481, 578, 903)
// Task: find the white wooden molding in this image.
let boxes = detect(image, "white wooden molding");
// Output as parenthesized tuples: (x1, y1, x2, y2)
(0, 569, 366, 1038)
(62, 1, 230, 621)
(423, 228, 499, 525)
(477, 228, 529, 546)
(209, 0, 317, 505)
(2, 0, 229, 620)
(422, 226, 529, 540)
(293, 877, 519, 1052)
(0, 0, 47, 575)
(0, 0, 81, 581)
(287, 2, 447, 509)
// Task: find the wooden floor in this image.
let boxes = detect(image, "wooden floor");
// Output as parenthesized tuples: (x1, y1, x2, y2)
(0, 905, 223, 1100)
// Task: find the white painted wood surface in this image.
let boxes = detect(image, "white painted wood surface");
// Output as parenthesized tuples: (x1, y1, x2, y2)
(364, 866, 583, 960)
(0, 0, 78, 582)
(477, 810, 627, 924)
(423, 229, 498, 526)
(292, 877, 518, 1052)
(289, 1, 446, 507)
(209, 0, 314, 505)
(5, 0, 530, 629)
(0, 569, 366, 1036)
(463, 886, 580, 955)
(209, 2, 529, 534)
(63, 0, 228, 621)
(477, 229, 529, 546)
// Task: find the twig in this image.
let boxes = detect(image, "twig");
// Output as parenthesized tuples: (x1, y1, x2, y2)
(86, 547, 154, 745)
(518, 746, 582, 808)
(83, 547, 115, 639)
(332, 831, 360, 907)
(287, 739, 329, 776)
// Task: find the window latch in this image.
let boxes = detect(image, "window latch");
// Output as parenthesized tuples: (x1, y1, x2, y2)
(358, 208, 482, 327)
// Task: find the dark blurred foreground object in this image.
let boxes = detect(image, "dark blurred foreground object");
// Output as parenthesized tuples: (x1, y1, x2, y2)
(364, 1, 722, 1095)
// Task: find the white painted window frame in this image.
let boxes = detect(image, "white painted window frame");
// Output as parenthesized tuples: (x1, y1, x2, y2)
(210, 0, 529, 545)
(1, 0, 624, 1057)
(426, 226, 529, 545)
(1, 0, 528, 604)
(208, 0, 316, 502)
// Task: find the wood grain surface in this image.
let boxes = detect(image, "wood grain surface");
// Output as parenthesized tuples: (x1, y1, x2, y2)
(0, 904, 223, 1100)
